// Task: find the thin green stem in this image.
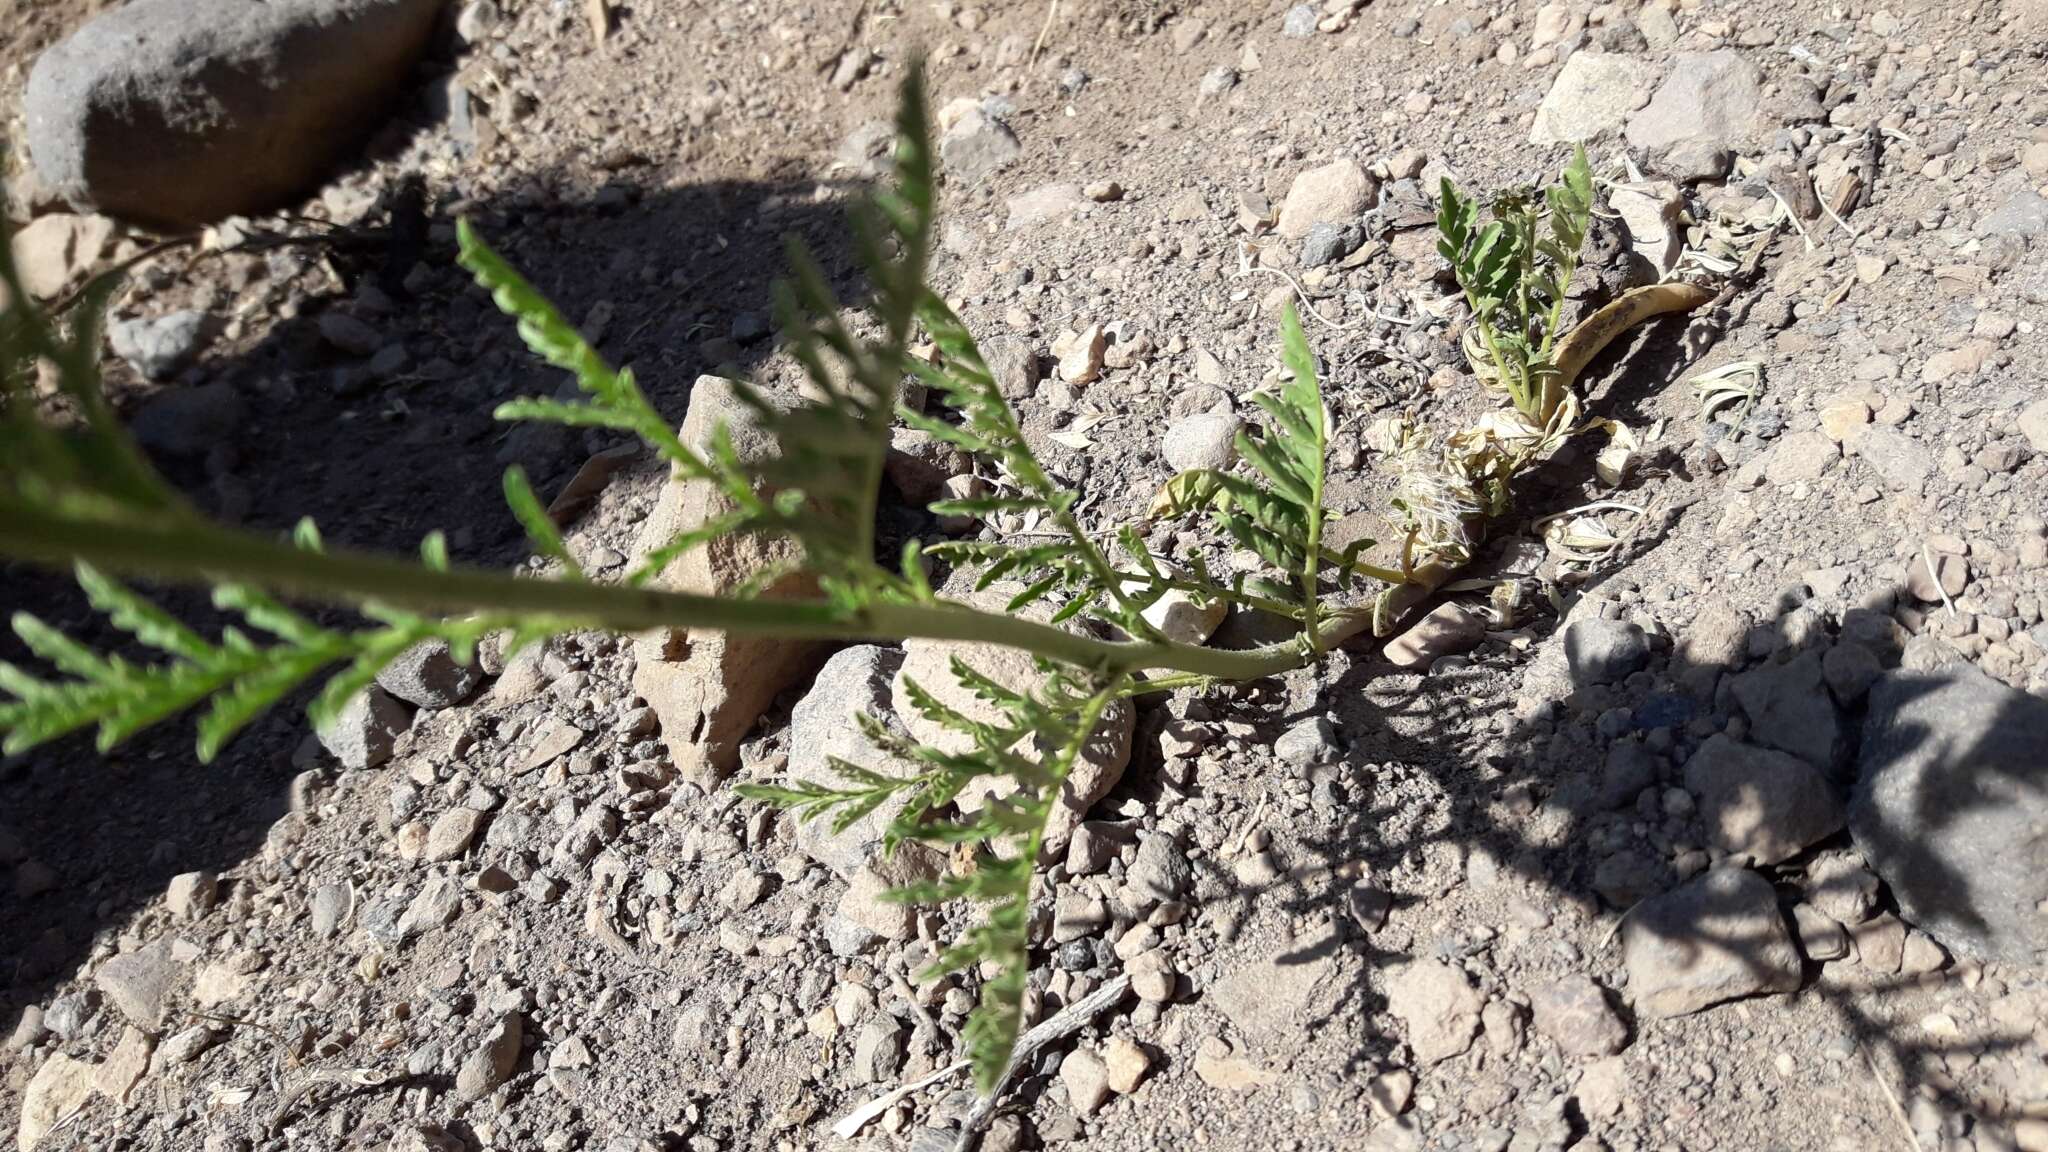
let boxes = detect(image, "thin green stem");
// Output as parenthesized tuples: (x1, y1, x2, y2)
(1117, 671, 1214, 698)
(1300, 475, 1325, 654)
(0, 502, 1372, 683)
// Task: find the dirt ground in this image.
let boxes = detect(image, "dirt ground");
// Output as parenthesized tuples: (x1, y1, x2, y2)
(5, 1, 2048, 1151)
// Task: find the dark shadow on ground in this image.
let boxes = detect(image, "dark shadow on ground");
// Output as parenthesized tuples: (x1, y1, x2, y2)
(1053, 297, 2047, 1146)
(0, 163, 862, 1027)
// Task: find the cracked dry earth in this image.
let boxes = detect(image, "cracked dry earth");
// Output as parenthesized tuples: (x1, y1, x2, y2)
(7, 0, 2048, 1151)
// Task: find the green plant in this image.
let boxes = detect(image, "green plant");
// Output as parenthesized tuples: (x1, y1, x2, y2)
(0, 65, 1398, 1093)
(0, 67, 1711, 1097)
(1436, 146, 1594, 431)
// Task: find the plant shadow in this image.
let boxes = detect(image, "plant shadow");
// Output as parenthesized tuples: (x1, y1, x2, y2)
(0, 166, 860, 1033)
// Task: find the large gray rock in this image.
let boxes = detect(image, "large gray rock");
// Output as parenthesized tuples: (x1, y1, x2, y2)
(316, 684, 412, 770)
(786, 646, 914, 879)
(1623, 868, 1801, 1018)
(129, 380, 243, 458)
(109, 312, 208, 382)
(375, 639, 483, 709)
(1728, 649, 1844, 778)
(96, 941, 182, 1029)
(1530, 52, 1659, 145)
(1851, 667, 2048, 963)
(1626, 51, 1768, 153)
(1683, 735, 1844, 865)
(26, 0, 446, 228)
(1976, 190, 2048, 238)
(1563, 618, 1649, 685)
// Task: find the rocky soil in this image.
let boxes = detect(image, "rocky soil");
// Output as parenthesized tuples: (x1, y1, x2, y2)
(6, 0, 2048, 1151)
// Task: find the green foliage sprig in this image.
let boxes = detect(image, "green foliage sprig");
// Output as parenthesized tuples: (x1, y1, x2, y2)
(0, 63, 1631, 1098)
(1437, 146, 1594, 426)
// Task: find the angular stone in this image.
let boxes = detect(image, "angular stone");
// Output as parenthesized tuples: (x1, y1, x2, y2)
(395, 875, 461, 940)
(1384, 959, 1483, 1064)
(1103, 1034, 1150, 1094)
(1531, 52, 1659, 145)
(109, 311, 208, 381)
(1792, 904, 1849, 961)
(1676, 601, 1751, 696)
(1193, 1036, 1279, 1090)
(1852, 667, 2048, 963)
(1763, 431, 1839, 485)
(25, 0, 446, 228)
(1277, 158, 1376, 240)
(8, 213, 115, 301)
(1209, 926, 1341, 1052)
(938, 100, 1020, 183)
(1803, 851, 1880, 924)
(374, 640, 482, 709)
(1623, 869, 1801, 1018)
(1849, 913, 1906, 973)
(1006, 182, 1090, 230)
(1610, 180, 1685, 277)
(1847, 426, 1933, 493)
(632, 377, 825, 784)
(1528, 974, 1628, 1058)
(1139, 587, 1227, 646)
(838, 845, 945, 942)
(1682, 734, 1845, 865)
(981, 335, 1041, 402)
(1728, 650, 1844, 778)
(315, 684, 412, 770)
(1060, 1048, 1112, 1116)
(165, 870, 219, 921)
(424, 808, 485, 863)
(1125, 833, 1193, 907)
(1626, 51, 1766, 153)
(786, 646, 914, 879)
(1905, 550, 1967, 603)
(93, 1025, 155, 1104)
(1976, 191, 2048, 238)
(96, 942, 181, 1029)
(2021, 400, 2048, 454)
(454, 1013, 523, 1102)
(1383, 602, 1487, 670)
(852, 1017, 906, 1084)
(1564, 618, 1649, 685)
(18, 1053, 95, 1152)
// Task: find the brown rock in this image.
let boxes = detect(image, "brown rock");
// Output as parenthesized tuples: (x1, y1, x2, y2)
(1276, 158, 1376, 239)
(1623, 868, 1801, 1018)
(93, 1026, 155, 1104)
(1528, 974, 1629, 1058)
(19, 1053, 95, 1152)
(1384, 959, 1483, 1064)
(1382, 602, 1487, 669)
(632, 377, 828, 784)
(1850, 913, 1907, 974)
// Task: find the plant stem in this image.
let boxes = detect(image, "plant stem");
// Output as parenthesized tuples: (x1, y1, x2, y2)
(0, 502, 1372, 683)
